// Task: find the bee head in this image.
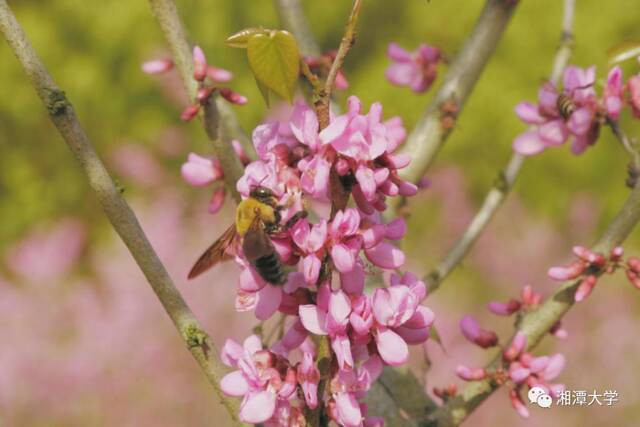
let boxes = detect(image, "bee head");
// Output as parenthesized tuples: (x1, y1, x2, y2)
(250, 186, 278, 206)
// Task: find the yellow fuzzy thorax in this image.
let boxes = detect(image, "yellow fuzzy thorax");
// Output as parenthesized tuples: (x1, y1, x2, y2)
(235, 197, 276, 236)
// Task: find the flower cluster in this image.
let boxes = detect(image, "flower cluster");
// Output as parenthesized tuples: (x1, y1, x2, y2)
(385, 42, 442, 94)
(455, 329, 566, 419)
(547, 245, 625, 302)
(512, 64, 640, 156)
(142, 46, 247, 121)
(203, 96, 434, 425)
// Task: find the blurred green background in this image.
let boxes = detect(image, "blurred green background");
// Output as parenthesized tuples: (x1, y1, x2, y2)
(2, 1, 640, 426)
(1, 0, 639, 248)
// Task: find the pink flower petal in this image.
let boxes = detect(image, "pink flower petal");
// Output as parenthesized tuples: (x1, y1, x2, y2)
(254, 284, 282, 320)
(220, 370, 249, 396)
(299, 305, 328, 335)
(515, 102, 545, 124)
(239, 391, 276, 424)
(334, 392, 362, 427)
(513, 130, 546, 155)
(375, 327, 408, 366)
(364, 241, 405, 269)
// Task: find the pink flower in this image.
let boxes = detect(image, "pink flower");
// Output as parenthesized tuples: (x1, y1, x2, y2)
(513, 65, 601, 156)
(487, 298, 521, 316)
(386, 42, 441, 93)
(292, 219, 328, 284)
(456, 365, 487, 381)
(181, 153, 222, 186)
(192, 45, 208, 82)
(604, 66, 624, 120)
(207, 65, 233, 82)
(141, 58, 173, 75)
(319, 97, 416, 213)
(459, 315, 498, 349)
(328, 356, 383, 427)
(297, 350, 320, 409)
(220, 335, 297, 424)
(628, 74, 640, 118)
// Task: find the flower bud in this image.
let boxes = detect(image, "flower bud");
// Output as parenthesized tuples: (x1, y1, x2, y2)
(180, 104, 200, 122)
(219, 87, 248, 105)
(627, 256, 640, 273)
(547, 260, 585, 281)
(141, 58, 174, 74)
(456, 365, 487, 381)
(626, 269, 640, 290)
(207, 65, 233, 82)
(196, 86, 215, 104)
(192, 45, 208, 82)
(574, 274, 597, 302)
(609, 246, 624, 262)
(487, 299, 521, 316)
(503, 331, 527, 362)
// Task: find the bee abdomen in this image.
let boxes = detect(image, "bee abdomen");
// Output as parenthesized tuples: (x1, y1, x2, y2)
(253, 252, 286, 285)
(556, 93, 576, 120)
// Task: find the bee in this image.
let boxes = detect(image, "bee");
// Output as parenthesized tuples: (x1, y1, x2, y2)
(556, 93, 576, 120)
(556, 83, 594, 120)
(188, 187, 304, 285)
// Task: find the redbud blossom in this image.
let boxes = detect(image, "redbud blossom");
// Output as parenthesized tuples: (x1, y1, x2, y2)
(487, 299, 521, 316)
(192, 45, 208, 82)
(459, 315, 498, 349)
(509, 388, 529, 418)
(141, 58, 174, 74)
(219, 87, 248, 105)
(503, 331, 527, 362)
(180, 104, 200, 122)
(455, 365, 487, 381)
(513, 65, 601, 156)
(207, 65, 233, 82)
(386, 42, 441, 93)
(628, 75, 640, 118)
(574, 275, 597, 302)
(548, 260, 586, 281)
(604, 66, 624, 120)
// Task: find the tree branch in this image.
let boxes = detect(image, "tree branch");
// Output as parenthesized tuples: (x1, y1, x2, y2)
(315, 0, 362, 129)
(274, 0, 322, 58)
(429, 178, 640, 426)
(147, 0, 251, 201)
(608, 118, 640, 173)
(0, 2, 245, 424)
(426, 0, 576, 293)
(395, 0, 519, 191)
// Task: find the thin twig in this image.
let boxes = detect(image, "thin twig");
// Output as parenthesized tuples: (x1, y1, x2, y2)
(147, 0, 250, 201)
(389, 0, 519, 214)
(273, 0, 322, 58)
(316, 0, 362, 129)
(429, 179, 640, 427)
(425, 0, 576, 293)
(425, 153, 524, 292)
(608, 118, 640, 168)
(300, 56, 322, 92)
(0, 1, 244, 424)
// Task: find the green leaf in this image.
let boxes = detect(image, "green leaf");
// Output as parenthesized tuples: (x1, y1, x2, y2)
(247, 30, 300, 103)
(226, 27, 267, 48)
(255, 77, 271, 106)
(607, 40, 640, 65)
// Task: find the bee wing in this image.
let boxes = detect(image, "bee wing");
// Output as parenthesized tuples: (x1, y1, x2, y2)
(242, 215, 276, 262)
(188, 225, 238, 279)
